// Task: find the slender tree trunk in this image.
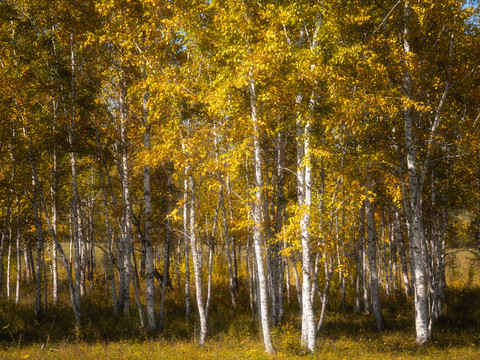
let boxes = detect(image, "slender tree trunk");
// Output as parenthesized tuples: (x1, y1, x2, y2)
(15, 230, 21, 304)
(42, 247, 47, 315)
(24, 243, 30, 284)
(247, 239, 256, 324)
(0, 231, 4, 297)
(205, 242, 214, 321)
(118, 70, 133, 316)
(52, 194, 58, 304)
(102, 181, 118, 316)
(220, 186, 237, 308)
(160, 171, 172, 332)
(249, 76, 275, 354)
(297, 107, 316, 351)
(189, 176, 208, 346)
(394, 206, 410, 297)
(28, 142, 80, 326)
(68, 32, 82, 326)
(142, 83, 156, 330)
(183, 163, 191, 319)
(274, 129, 286, 322)
(6, 241, 11, 299)
(403, 2, 429, 343)
(381, 216, 390, 296)
(51, 102, 59, 304)
(365, 198, 386, 331)
(292, 258, 302, 307)
(359, 205, 370, 314)
(92, 116, 119, 315)
(32, 176, 43, 319)
(226, 177, 239, 293)
(316, 255, 333, 333)
(79, 206, 87, 297)
(355, 217, 362, 313)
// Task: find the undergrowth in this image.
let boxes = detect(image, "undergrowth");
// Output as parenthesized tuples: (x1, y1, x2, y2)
(0, 252, 479, 358)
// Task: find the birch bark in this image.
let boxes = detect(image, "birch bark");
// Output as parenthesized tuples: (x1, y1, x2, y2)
(249, 76, 275, 354)
(403, 1, 430, 343)
(189, 176, 208, 346)
(142, 82, 156, 330)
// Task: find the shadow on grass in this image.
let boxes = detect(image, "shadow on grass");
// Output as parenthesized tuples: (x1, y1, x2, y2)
(0, 283, 479, 353)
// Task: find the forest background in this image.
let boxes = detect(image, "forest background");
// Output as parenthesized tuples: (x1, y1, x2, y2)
(0, 0, 480, 358)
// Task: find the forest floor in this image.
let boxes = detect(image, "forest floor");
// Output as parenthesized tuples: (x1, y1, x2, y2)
(0, 250, 479, 359)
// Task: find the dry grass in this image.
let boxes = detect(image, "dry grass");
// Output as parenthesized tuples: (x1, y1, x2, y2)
(0, 250, 479, 359)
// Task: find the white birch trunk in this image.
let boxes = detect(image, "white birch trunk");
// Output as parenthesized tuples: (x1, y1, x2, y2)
(249, 76, 275, 354)
(143, 83, 156, 330)
(403, 1, 429, 343)
(68, 32, 82, 325)
(298, 111, 316, 352)
(6, 242, 11, 299)
(189, 176, 208, 346)
(183, 166, 191, 319)
(51, 101, 59, 304)
(15, 230, 20, 304)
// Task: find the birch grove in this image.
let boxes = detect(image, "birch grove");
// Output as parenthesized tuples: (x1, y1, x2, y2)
(0, 0, 479, 354)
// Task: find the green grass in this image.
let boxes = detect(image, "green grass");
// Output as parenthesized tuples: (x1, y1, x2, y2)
(0, 251, 479, 359)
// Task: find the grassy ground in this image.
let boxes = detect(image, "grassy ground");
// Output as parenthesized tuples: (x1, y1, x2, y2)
(0, 250, 479, 359)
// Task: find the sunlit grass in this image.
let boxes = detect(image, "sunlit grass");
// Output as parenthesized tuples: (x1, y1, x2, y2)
(0, 250, 479, 359)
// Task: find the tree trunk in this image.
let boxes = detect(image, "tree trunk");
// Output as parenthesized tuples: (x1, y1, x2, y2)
(68, 32, 82, 326)
(274, 129, 286, 322)
(403, 2, 429, 343)
(32, 175, 43, 319)
(249, 76, 275, 354)
(6, 241, 11, 299)
(103, 181, 118, 316)
(29, 143, 80, 327)
(189, 176, 208, 346)
(394, 206, 410, 297)
(183, 165, 191, 319)
(24, 243, 30, 284)
(297, 103, 316, 351)
(15, 230, 21, 304)
(365, 198, 386, 331)
(359, 205, 370, 314)
(316, 255, 333, 333)
(118, 70, 133, 316)
(247, 239, 256, 324)
(160, 171, 172, 332)
(220, 186, 237, 308)
(143, 83, 156, 330)
(0, 231, 4, 297)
